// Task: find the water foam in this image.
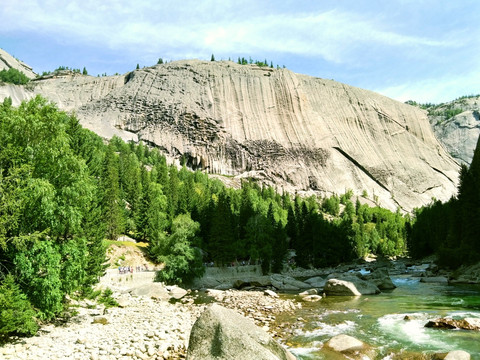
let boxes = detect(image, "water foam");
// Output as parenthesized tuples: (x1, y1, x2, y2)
(303, 320, 357, 338)
(377, 313, 447, 349)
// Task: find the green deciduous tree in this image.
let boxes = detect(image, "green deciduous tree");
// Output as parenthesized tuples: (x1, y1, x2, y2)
(151, 214, 204, 284)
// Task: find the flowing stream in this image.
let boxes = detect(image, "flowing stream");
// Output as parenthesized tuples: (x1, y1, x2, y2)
(278, 276, 480, 359)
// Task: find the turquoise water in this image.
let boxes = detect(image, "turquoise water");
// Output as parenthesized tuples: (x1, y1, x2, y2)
(279, 276, 480, 359)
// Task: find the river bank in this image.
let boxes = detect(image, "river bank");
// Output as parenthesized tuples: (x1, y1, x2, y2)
(1, 257, 479, 359)
(0, 282, 301, 359)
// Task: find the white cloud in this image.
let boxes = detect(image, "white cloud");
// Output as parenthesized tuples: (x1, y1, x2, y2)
(375, 69, 480, 104)
(0, 1, 456, 64)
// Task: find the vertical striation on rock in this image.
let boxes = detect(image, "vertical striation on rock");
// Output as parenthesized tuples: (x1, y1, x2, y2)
(0, 58, 460, 211)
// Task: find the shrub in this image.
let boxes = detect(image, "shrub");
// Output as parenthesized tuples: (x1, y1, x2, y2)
(0, 275, 38, 340)
(0, 68, 30, 85)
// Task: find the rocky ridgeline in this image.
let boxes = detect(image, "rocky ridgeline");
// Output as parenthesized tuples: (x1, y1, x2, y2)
(0, 55, 460, 211)
(428, 96, 480, 165)
(0, 49, 36, 79)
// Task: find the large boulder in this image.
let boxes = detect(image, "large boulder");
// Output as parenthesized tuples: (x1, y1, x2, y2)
(425, 317, 480, 331)
(270, 274, 310, 291)
(444, 350, 471, 360)
(323, 334, 375, 359)
(324, 275, 380, 296)
(129, 283, 169, 300)
(324, 279, 361, 296)
(433, 350, 471, 360)
(368, 268, 396, 290)
(166, 285, 188, 300)
(186, 304, 295, 360)
(304, 276, 326, 288)
(420, 276, 449, 284)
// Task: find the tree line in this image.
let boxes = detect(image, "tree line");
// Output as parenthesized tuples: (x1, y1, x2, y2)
(408, 135, 480, 268)
(0, 96, 410, 339)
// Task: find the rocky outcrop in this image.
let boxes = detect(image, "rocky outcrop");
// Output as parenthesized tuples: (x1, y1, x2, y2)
(428, 96, 480, 165)
(186, 304, 295, 360)
(0, 55, 459, 211)
(0, 48, 36, 79)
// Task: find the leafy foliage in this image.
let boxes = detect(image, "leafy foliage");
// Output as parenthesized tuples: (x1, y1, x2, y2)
(151, 214, 204, 284)
(0, 68, 30, 85)
(0, 96, 415, 338)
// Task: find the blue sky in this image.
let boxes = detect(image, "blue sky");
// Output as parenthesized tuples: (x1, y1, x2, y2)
(1, 0, 478, 104)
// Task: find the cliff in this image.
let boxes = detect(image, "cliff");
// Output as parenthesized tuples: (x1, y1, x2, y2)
(427, 96, 480, 165)
(0, 58, 459, 211)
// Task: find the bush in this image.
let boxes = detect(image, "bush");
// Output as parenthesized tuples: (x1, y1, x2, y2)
(0, 275, 38, 340)
(0, 68, 30, 85)
(97, 288, 119, 308)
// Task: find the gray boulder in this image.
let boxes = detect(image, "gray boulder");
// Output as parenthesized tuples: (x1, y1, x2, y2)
(270, 274, 310, 291)
(434, 350, 471, 360)
(324, 279, 362, 296)
(425, 317, 480, 331)
(304, 276, 326, 288)
(166, 285, 188, 300)
(323, 334, 375, 359)
(324, 275, 380, 296)
(186, 304, 296, 360)
(368, 268, 396, 290)
(444, 350, 471, 360)
(129, 283, 169, 300)
(420, 276, 449, 284)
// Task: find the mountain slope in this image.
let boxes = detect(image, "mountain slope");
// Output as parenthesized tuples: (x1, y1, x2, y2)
(0, 48, 36, 79)
(0, 57, 459, 211)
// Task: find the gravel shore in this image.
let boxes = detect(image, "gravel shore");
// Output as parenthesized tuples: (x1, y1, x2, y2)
(0, 283, 300, 360)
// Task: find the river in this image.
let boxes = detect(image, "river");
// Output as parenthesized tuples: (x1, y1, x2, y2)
(278, 275, 480, 359)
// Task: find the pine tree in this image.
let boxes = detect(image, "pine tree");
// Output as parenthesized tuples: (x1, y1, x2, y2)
(208, 190, 235, 265)
(0, 275, 38, 339)
(102, 146, 124, 240)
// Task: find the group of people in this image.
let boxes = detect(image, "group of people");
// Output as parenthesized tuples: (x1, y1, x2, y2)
(118, 265, 149, 274)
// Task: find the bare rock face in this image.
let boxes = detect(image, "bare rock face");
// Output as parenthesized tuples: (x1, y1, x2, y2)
(186, 304, 295, 360)
(0, 57, 460, 211)
(0, 48, 36, 79)
(428, 96, 480, 165)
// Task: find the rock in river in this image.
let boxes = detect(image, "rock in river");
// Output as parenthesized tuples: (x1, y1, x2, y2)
(186, 304, 295, 360)
(425, 317, 480, 331)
